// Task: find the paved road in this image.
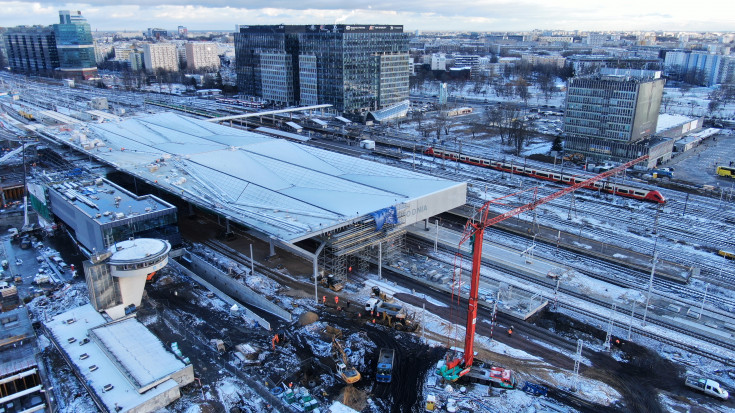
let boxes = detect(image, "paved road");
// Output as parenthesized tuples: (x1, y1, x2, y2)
(663, 130, 735, 189)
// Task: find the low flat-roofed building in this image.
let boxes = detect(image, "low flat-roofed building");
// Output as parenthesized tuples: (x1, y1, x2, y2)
(45, 304, 194, 413)
(0, 307, 48, 413)
(655, 114, 703, 140)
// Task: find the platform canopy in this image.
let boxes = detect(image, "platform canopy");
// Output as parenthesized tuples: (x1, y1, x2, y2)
(46, 112, 466, 242)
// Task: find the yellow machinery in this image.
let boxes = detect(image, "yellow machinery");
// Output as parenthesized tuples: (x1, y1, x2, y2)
(716, 166, 735, 178)
(331, 338, 361, 384)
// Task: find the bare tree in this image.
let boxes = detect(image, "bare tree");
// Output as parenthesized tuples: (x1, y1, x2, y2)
(515, 77, 530, 105)
(509, 117, 529, 155)
(434, 113, 447, 142)
(468, 122, 483, 140)
(485, 107, 505, 144)
(537, 73, 555, 103)
(661, 96, 674, 112)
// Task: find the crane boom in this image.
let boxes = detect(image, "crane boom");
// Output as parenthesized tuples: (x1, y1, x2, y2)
(458, 154, 648, 371)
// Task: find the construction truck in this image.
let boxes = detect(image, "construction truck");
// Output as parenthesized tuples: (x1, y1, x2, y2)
(370, 286, 394, 303)
(364, 298, 418, 331)
(563, 152, 585, 164)
(376, 348, 396, 383)
(319, 273, 344, 292)
(331, 338, 361, 384)
(685, 376, 729, 400)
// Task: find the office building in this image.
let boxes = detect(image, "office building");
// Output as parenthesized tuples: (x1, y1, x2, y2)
(184, 42, 220, 71)
(147, 28, 168, 40)
(27, 173, 180, 255)
(53, 10, 97, 79)
(2, 26, 59, 76)
(234, 24, 409, 115)
(143, 43, 179, 72)
(563, 69, 665, 166)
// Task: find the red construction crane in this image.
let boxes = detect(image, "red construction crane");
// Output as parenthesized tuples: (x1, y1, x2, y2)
(440, 154, 649, 382)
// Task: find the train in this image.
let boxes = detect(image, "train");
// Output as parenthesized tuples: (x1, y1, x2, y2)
(423, 147, 666, 204)
(718, 250, 735, 260)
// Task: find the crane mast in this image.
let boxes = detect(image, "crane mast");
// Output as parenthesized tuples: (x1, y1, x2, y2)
(452, 155, 649, 375)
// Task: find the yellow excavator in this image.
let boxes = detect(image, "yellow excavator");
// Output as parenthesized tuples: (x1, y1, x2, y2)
(331, 338, 361, 384)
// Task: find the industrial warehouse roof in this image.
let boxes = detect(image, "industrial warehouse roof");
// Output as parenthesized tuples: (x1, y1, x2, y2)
(46, 305, 183, 412)
(47, 112, 465, 242)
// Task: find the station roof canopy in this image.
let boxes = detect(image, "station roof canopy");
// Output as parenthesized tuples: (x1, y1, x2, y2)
(45, 112, 466, 242)
(367, 100, 410, 123)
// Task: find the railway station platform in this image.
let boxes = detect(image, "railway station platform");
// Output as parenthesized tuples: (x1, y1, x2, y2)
(404, 223, 550, 320)
(450, 205, 694, 284)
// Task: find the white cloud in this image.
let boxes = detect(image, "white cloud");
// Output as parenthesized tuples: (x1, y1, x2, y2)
(0, 0, 732, 31)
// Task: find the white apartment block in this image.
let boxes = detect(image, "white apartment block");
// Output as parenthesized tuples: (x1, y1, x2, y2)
(184, 42, 221, 71)
(431, 54, 447, 71)
(143, 43, 179, 73)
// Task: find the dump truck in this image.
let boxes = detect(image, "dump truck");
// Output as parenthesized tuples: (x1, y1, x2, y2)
(685, 376, 729, 400)
(376, 348, 396, 383)
(364, 298, 418, 331)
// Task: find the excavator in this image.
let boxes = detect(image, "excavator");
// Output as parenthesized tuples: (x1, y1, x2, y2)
(331, 338, 361, 384)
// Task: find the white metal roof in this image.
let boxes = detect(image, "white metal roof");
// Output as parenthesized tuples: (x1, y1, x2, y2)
(45, 112, 465, 242)
(656, 113, 696, 133)
(45, 305, 182, 412)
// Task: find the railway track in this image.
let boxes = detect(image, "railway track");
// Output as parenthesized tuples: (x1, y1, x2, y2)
(411, 236, 735, 366)
(439, 210, 735, 314)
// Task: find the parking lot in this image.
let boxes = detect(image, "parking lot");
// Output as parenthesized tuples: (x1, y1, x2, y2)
(663, 129, 735, 189)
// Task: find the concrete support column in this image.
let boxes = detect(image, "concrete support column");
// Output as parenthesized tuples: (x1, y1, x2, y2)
(314, 241, 327, 304)
(269, 236, 276, 257)
(188, 202, 194, 217)
(225, 218, 231, 235)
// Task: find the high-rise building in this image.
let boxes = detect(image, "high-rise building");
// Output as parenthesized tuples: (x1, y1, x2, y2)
(143, 43, 179, 72)
(3, 26, 59, 76)
(234, 24, 409, 115)
(178, 26, 188, 37)
(563, 69, 665, 165)
(184, 42, 220, 71)
(54, 10, 97, 79)
(663, 50, 731, 86)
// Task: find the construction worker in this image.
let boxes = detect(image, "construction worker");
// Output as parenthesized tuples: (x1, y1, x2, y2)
(508, 325, 514, 336)
(322, 295, 326, 305)
(334, 296, 339, 305)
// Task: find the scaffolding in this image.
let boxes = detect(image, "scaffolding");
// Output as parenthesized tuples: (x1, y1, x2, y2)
(319, 204, 408, 280)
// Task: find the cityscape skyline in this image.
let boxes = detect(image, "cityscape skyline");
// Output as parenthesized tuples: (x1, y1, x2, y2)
(1, 0, 734, 33)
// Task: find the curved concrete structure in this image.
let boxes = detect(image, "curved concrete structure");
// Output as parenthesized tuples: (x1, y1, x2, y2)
(106, 238, 170, 319)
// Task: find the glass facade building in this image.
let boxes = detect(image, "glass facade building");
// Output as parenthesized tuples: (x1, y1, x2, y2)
(3, 26, 59, 76)
(53, 10, 98, 79)
(235, 25, 409, 115)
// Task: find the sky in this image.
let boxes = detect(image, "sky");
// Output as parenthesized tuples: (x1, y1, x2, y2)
(0, 0, 734, 33)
